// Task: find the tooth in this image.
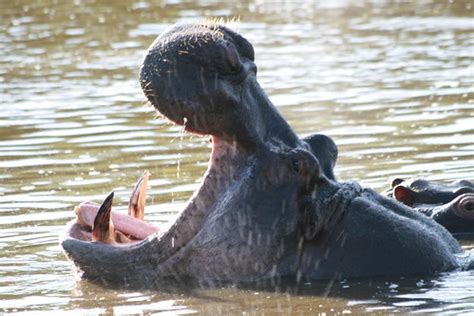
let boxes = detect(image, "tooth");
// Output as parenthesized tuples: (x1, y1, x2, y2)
(92, 192, 116, 244)
(115, 230, 131, 243)
(74, 196, 160, 241)
(128, 170, 149, 220)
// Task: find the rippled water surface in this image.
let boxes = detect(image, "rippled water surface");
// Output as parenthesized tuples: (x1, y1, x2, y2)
(1, 0, 473, 314)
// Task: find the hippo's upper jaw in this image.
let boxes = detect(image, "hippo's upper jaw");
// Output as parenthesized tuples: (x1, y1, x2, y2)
(139, 22, 303, 151)
(61, 22, 472, 289)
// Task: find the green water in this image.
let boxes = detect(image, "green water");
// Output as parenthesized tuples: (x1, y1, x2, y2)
(1, 0, 473, 314)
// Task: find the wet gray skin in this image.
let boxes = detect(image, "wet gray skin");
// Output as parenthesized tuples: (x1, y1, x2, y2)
(61, 22, 474, 289)
(387, 179, 474, 235)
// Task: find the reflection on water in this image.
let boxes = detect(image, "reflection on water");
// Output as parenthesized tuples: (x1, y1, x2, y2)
(0, 0, 473, 314)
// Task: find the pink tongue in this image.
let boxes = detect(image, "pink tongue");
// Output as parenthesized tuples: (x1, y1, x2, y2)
(75, 202, 160, 240)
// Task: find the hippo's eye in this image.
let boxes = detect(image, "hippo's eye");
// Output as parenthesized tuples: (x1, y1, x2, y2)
(291, 157, 301, 174)
(453, 194, 474, 219)
(288, 149, 321, 178)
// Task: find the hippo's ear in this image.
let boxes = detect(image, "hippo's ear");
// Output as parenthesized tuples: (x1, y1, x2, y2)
(391, 178, 405, 188)
(302, 134, 338, 181)
(393, 185, 416, 206)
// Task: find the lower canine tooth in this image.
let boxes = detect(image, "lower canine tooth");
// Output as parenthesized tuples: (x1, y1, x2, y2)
(128, 170, 149, 220)
(92, 192, 116, 244)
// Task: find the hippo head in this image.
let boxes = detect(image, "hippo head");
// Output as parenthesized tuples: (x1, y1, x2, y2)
(389, 178, 474, 235)
(390, 178, 474, 206)
(61, 22, 340, 288)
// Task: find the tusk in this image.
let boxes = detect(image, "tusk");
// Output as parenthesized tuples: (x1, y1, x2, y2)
(92, 192, 116, 244)
(128, 170, 149, 220)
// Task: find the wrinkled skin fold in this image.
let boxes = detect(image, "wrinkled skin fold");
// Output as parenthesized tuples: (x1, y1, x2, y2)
(60, 22, 474, 289)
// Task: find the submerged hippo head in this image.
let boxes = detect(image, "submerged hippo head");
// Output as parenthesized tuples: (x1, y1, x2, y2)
(388, 178, 474, 235)
(390, 178, 474, 206)
(61, 22, 473, 289)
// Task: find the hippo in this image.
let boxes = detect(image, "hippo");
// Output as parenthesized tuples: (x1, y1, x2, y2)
(60, 22, 474, 289)
(386, 178, 474, 236)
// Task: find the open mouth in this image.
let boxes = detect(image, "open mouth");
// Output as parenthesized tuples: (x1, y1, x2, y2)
(70, 170, 161, 245)
(63, 134, 248, 251)
(60, 130, 269, 289)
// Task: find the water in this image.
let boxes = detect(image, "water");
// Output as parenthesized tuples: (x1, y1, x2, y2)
(1, 0, 473, 314)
